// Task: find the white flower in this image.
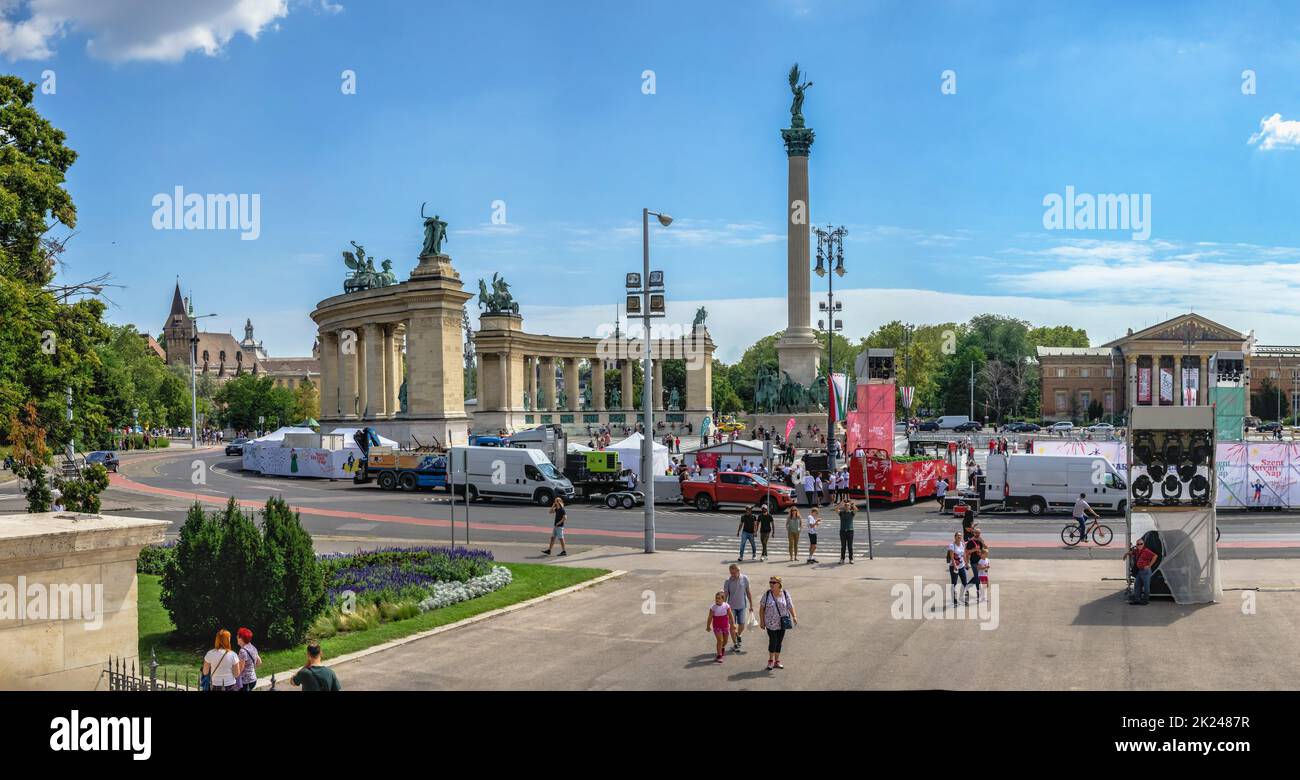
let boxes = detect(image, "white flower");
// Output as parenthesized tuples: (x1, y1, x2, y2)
(417, 566, 513, 612)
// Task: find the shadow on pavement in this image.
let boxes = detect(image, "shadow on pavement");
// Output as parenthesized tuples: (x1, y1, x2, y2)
(1071, 589, 1218, 626)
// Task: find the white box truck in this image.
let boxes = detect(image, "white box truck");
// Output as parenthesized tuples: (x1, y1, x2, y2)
(448, 445, 575, 505)
(982, 453, 1127, 516)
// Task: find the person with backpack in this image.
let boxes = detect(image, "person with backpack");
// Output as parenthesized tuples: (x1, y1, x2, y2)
(201, 629, 244, 692)
(291, 643, 342, 691)
(236, 627, 261, 692)
(759, 575, 797, 671)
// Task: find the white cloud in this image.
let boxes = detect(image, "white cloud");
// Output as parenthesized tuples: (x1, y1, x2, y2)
(1248, 113, 1300, 151)
(0, 0, 299, 62)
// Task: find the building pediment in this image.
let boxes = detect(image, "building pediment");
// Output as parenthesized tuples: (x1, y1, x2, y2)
(1103, 313, 1243, 348)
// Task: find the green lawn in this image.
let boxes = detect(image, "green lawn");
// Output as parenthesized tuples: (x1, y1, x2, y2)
(138, 562, 609, 683)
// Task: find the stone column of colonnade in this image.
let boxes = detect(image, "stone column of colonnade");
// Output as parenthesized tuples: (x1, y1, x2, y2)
(339, 327, 358, 419)
(538, 357, 555, 411)
(620, 359, 634, 412)
(497, 352, 510, 412)
(1198, 356, 1207, 405)
(565, 357, 580, 412)
(592, 359, 606, 411)
(653, 360, 664, 411)
(363, 323, 387, 418)
(524, 356, 535, 409)
(385, 324, 402, 417)
(1127, 354, 1138, 410)
(320, 331, 339, 418)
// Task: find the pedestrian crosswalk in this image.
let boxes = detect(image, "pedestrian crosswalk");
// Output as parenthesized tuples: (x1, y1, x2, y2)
(680, 533, 877, 557)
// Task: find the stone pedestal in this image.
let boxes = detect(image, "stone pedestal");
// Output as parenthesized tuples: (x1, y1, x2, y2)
(0, 512, 168, 690)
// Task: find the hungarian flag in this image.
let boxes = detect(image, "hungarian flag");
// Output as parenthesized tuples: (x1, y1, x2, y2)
(829, 373, 848, 423)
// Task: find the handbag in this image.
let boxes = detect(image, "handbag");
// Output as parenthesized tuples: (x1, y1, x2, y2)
(201, 649, 228, 692)
(769, 591, 794, 630)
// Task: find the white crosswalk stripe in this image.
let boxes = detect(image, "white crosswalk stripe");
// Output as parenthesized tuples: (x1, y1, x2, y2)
(680, 534, 878, 555)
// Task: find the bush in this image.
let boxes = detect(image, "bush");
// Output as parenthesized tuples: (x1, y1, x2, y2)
(55, 463, 109, 513)
(161, 496, 325, 648)
(137, 542, 176, 575)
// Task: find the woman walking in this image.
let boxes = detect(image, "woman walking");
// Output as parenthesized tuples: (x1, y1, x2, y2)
(759, 575, 797, 671)
(785, 507, 803, 562)
(236, 627, 261, 692)
(806, 508, 821, 564)
(202, 629, 244, 692)
(542, 496, 568, 556)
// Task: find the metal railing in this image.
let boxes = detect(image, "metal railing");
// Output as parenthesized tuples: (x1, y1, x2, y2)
(104, 648, 278, 691)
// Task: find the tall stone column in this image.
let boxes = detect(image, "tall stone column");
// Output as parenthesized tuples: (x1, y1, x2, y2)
(565, 357, 580, 412)
(620, 359, 634, 411)
(363, 323, 386, 418)
(539, 357, 554, 411)
(1127, 355, 1138, 410)
(524, 356, 535, 408)
(356, 326, 370, 417)
(385, 325, 401, 417)
(498, 352, 509, 412)
(320, 330, 339, 419)
(1198, 356, 1207, 406)
(593, 359, 606, 412)
(776, 113, 820, 387)
(653, 359, 664, 411)
(339, 326, 358, 419)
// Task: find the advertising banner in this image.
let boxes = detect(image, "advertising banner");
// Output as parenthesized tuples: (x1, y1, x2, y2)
(1138, 367, 1151, 404)
(1159, 367, 1174, 403)
(1182, 368, 1198, 406)
(242, 444, 362, 479)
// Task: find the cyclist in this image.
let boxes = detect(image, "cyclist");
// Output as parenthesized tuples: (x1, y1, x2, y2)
(1072, 493, 1099, 544)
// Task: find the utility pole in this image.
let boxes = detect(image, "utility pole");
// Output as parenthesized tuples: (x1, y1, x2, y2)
(969, 361, 975, 420)
(65, 386, 74, 463)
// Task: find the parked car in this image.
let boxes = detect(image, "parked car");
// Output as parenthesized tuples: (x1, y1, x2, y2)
(85, 451, 119, 473)
(1048, 421, 1075, 434)
(1087, 423, 1115, 434)
(1243, 416, 1262, 431)
(1257, 422, 1284, 434)
(1003, 422, 1041, 433)
(225, 437, 250, 456)
(953, 421, 983, 432)
(916, 421, 941, 432)
(681, 471, 796, 512)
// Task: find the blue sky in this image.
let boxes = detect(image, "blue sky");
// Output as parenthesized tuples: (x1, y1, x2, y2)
(7, 0, 1300, 360)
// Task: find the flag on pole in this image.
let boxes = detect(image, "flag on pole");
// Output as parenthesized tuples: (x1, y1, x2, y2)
(785, 417, 796, 441)
(829, 373, 848, 423)
(901, 386, 915, 410)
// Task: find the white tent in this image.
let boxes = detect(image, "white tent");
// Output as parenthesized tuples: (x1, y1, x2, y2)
(251, 426, 316, 442)
(567, 442, 594, 454)
(608, 432, 671, 479)
(327, 427, 400, 449)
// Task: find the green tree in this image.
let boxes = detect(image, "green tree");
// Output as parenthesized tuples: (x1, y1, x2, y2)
(1252, 378, 1291, 422)
(260, 496, 325, 646)
(214, 374, 295, 431)
(293, 379, 319, 422)
(711, 359, 743, 414)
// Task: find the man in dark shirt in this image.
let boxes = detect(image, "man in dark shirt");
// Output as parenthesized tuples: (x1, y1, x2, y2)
(291, 644, 342, 691)
(837, 498, 856, 564)
(737, 506, 759, 561)
(757, 504, 775, 561)
(1123, 539, 1159, 605)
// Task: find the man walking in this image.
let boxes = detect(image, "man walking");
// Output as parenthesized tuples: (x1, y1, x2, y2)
(935, 476, 949, 512)
(837, 497, 856, 564)
(737, 505, 759, 562)
(1123, 538, 1159, 605)
(724, 564, 754, 652)
(542, 496, 568, 556)
(757, 503, 775, 561)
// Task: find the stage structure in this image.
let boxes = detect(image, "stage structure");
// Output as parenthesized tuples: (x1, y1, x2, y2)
(845, 348, 896, 456)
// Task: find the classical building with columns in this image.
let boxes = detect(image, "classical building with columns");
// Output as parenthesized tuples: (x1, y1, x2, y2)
(1037, 313, 1300, 422)
(472, 312, 714, 434)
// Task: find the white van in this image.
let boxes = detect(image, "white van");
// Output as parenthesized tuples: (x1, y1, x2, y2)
(448, 445, 575, 505)
(936, 415, 971, 429)
(982, 453, 1127, 515)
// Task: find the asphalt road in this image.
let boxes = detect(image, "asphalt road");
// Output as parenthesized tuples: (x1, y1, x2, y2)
(14, 447, 1293, 560)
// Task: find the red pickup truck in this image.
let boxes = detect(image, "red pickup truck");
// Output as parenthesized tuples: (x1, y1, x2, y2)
(681, 472, 797, 512)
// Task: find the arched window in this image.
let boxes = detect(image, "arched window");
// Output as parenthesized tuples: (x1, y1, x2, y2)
(219, 350, 226, 363)
(202, 350, 209, 362)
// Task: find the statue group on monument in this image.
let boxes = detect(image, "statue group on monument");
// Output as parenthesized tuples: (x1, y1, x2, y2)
(477, 272, 519, 315)
(754, 364, 826, 414)
(342, 241, 398, 293)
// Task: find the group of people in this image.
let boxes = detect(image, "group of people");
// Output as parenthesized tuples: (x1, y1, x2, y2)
(200, 628, 341, 691)
(736, 498, 859, 565)
(946, 525, 991, 605)
(712, 565, 798, 669)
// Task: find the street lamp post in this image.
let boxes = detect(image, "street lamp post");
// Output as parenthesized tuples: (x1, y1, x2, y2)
(188, 312, 218, 449)
(629, 208, 671, 553)
(814, 224, 846, 469)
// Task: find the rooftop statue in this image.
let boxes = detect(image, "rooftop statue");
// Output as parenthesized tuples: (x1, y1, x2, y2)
(420, 202, 448, 256)
(788, 64, 813, 128)
(477, 272, 520, 315)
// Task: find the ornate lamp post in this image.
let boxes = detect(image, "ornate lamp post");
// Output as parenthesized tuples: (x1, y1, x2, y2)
(628, 209, 671, 553)
(814, 224, 847, 469)
(188, 310, 218, 449)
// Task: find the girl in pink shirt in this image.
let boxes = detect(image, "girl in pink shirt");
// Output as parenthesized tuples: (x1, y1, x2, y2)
(707, 591, 734, 663)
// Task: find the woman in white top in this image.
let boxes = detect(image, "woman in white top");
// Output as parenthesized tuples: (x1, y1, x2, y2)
(806, 508, 820, 564)
(202, 629, 245, 692)
(946, 531, 972, 607)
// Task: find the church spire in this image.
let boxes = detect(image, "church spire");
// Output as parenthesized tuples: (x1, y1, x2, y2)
(169, 280, 186, 318)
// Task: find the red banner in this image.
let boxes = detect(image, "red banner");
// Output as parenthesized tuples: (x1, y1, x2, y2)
(784, 417, 796, 441)
(695, 452, 719, 469)
(1138, 367, 1151, 404)
(846, 383, 894, 454)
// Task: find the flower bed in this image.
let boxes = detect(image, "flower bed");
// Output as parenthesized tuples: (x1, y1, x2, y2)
(319, 546, 495, 606)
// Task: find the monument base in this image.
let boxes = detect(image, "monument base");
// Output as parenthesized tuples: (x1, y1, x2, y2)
(776, 327, 822, 388)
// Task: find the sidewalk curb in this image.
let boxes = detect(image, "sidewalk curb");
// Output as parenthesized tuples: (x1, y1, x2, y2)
(255, 568, 627, 689)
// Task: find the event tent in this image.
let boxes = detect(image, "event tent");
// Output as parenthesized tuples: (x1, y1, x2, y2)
(608, 432, 671, 479)
(327, 427, 400, 449)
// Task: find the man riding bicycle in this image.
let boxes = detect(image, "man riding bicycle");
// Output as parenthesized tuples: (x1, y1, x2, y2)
(1073, 493, 1099, 543)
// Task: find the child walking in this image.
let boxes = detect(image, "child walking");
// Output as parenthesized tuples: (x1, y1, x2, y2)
(976, 550, 990, 602)
(707, 591, 734, 663)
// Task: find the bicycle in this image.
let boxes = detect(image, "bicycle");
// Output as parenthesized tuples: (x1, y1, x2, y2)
(1062, 516, 1113, 546)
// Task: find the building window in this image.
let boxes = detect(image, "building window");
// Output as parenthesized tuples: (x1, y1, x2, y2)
(202, 350, 209, 362)
(1055, 368, 1066, 378)
(1105, 367, 1113, 378)
(1080, 368, 1090, 378)
(1055, 391, 1068, 412)
(1104, 390, 1114, 412)
(1080, 391, 1092, 410)
(220, 350, 226, 363)
(1269, 369, 1280, 379)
